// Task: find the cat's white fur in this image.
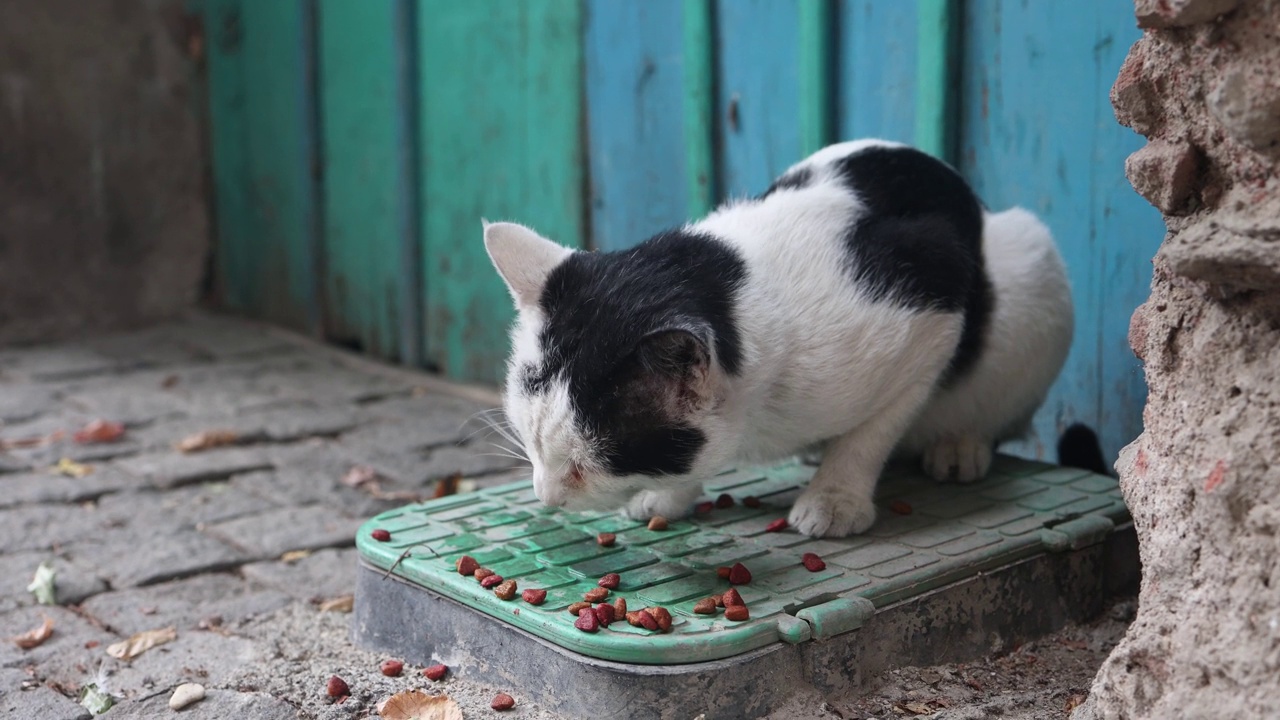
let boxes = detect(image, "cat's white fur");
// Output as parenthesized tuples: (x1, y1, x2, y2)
(486, 139, 1073, 537)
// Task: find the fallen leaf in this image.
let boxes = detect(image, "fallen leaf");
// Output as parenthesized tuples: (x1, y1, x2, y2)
(51, 458, 93, 478)
(0, 430, 64, 450)
(1065, 694, 1087, 712)
(73, 420, 126, 444)
(341, 465, 379, 489)
(281, 549, 312, 563)
(176, 430, 238, 453)
(10, 615, 54, 649)
(379, 690, 463, 720)
(318, 595, 354, 613)
(105, 626, 177, 661)
(27, 561, 57, 605)
(901, 701, 933, 716)
(79, 684, 115, 715)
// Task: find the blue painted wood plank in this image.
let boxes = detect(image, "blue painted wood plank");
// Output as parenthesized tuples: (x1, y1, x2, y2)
(835, 1, 919, 145)
(682, 0, 718, 218)
(584, 0, 688, 251)
(715, 0, 803, 197)
(958, 1, 1162, 464)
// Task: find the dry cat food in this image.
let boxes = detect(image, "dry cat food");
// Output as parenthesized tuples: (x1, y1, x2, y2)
(743, 496, 762, 508)
(423, 664, 448, 681)
(694, 501, 715, 514)
(494, 579, 518, 600)
(801, 552, 826, 572)
(646, 607, 673, 632)
(633, 610, 660, 631)
(326, 675, 349, 698)
(647, 516, 669, 531)
(480, 574, 504, 589)
(598, 573, 621, 589)
(491, 692, 516, 711)
(693, 597, 717, 614)
(765, 518, 788, 532)
(455, 555, 479, 576)
(584, 587, 610, 602)
(473, 567, 495, 581)
(521, 588, 547, 605)
(716, 566, 731, 579)
(567, 601, 592, 615)
(724, 605, 750, 622)
(593, 603, 616, 625)
(380, 659, 404, 677)
(728, 562, 752, 585)
(370, 529, 391, 542)
(721, 588, 744, 607)
(889, 499, 913, 516)
(574, 607, 599, 633)
(596, 532, 616, 547)
(613, 597, 627, 618)
(715, 493, 735, 509)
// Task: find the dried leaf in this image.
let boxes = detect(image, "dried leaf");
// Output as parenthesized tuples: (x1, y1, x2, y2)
(0, 430, 63, 450)
(10, 615, 54, 649)
(176, 430, 238, 453)
(79, 684, 115, 715)
(280, 549, 312, 563)
(318, 595, 354, 613)
(73, 420, 126, 444)
(27, 561, 56, 605)
(900, 702, 934, 716)
(341, 465, 379, 489)
(379, 690, 463, 720)
(1065, 694, 1087, 712)
(105, 626, 177, 661)
(51, 458, 93, 478)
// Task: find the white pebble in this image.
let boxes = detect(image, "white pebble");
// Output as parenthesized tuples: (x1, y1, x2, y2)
(168, 683, 205, 710)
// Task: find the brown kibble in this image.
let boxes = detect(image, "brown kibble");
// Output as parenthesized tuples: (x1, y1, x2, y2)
(764, 518, 788, 532)
(647, 516, 668, 531)
(423, 664, 448, 681)
(584, 587, 609, 602)
(613, 597, 627, 618)
(598, 573, 620, 589)
(326, 675, 349, 697)
(725, 605, 750, 621)
(646, 606, 673, 632)
(693, 598, 717, 614)
(625, 611, 642, 626)
(715, 493, 734, 509)
(380, 659, 403, 677)
(370, 528, 391, 542)
(480, 574, 504, 589)
(743, 496, 762, 508)
(801, 552, 826, 572)
(491, 692, 516, 711)
(694, 501, 715, 514)
(574, 607, 599, 633)
(889, 499, 913, 516)
(729, 562, 752, 585)
(636, 610, 659, 631)
(713, 594, 724, 608)
(494, 579, 518, 600)
(474, 567, 495, 581)
(716, 566, 731, 579)
(594, 603, 616, 625)
(721, 588, 744, 607)
(522, 589, 547, 605)
(568, 601, 592, 615)
(597, 532, 616, 547)
(456, 555, 479, 576)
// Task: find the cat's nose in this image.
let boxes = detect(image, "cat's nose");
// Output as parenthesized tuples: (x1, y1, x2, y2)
(532, 470, 567, 507)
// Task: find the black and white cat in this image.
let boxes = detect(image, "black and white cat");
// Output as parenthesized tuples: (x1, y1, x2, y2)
(484, 139, 1072, 538)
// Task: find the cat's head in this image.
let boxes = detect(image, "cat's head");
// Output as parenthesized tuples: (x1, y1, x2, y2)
(483, 221, 740, 511)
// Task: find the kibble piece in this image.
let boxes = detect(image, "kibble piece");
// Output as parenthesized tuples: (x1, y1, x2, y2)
(370, 529, 391, 542)
(716, 566, 731, 580)
(890, 499, 913, 516)
(584, 587, 610, 602)
(715, 493, 735, 509)
(456, 555, 479, 576)
(765, 518, 788, 532)
(491, 692, 516, 711)
(729, 562, 752, 585)
(613, 597, 627, 618)
(647, 606, 673, 632)
(693, 598, 717, 615)
(380, 659, 404, 677)
(743, 496, 762, 508)
(494, 579, 518, 600)
(597, 532, 616, 547)
(648, 516, 668, 531)
(568, 601, 592, 615)
(326, 675, 349, 697)
(801, 552, 826, 572)
(424, 664, 448, 681)
(598, 573, 621, 589)
(522, 588, 547, 605)
(694, 501, 715, 514)
(636, 610, 660, 631)
(593, 603, 616, 625)
(713, 594, 724, 608)
(721, 588, 744, 607)
(474, 567, 495, 581)
(725, 605, 750, 621)
(625, 610, 643, 626)
(480, 574, 504, 589)
(574, 607, 599, 633)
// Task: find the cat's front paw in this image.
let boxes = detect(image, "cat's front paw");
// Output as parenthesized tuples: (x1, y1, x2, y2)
(788, 489, 877, 538)
(923, 436, 993, 483)
(623, 486, 699, 521)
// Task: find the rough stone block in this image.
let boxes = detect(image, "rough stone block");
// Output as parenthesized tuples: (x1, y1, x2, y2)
(92, 484, 280, 534)
(202, 505, 363, 560)
(241, 548, 358, 602)
(1208, 67, 1280, 154)
(1135, 0, 1239, 28)
(79, 573, 291, 636)
(103, 689, 296, 720)
(0, 551, 108, 612)
(0, 384, 58, 423)
(1125, 140, 1201, 214)
(0, 668, 90, 720)
(65, 527, 247, 589)
(114, 447, 273, 489)
(62, 384, 194, 425)
(0, 606, 117, 671)
(1111, 48, 1159, 136)
(0, 504, 105, 553)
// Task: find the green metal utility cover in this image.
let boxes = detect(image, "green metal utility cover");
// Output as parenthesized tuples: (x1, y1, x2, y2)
(356, 455, 1128, 666)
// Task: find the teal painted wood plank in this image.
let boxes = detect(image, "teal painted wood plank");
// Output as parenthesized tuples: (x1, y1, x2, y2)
(716, 0, 802, 197)
(418, 0, 585, 383)
(834, 1, 918, 145)
(798, 0, 836, 156)
(958, 0, 1162, 464)
(585, 0, 687, 251)
(913, 0, 961, 161)
(683, 0, 717, 217)
(317, 0, 415, 360)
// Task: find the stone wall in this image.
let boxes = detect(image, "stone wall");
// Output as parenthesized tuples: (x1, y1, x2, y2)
(1079, 0, 1280, 717)
(0, 0, 209, 346)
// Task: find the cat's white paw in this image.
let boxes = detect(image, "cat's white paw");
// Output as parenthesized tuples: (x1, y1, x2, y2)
(788, 489, 877, 538)
(623, 487, 698, 521)
(923, 436, 993, 483)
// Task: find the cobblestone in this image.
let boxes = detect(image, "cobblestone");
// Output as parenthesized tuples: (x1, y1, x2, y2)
(241, 548, 358, 602)
(113, 446, 273, 489)
(203, 505, 363, 560)
(103, 689, 298, 719)
(0, 551, 107, 612)
(0, 668, 91, 720)
(78, 573, 291, 636)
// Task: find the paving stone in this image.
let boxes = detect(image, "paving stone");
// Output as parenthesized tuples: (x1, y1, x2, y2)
(0, 413, 146, 470)
(0, 605, 118, 670)
(92, 483, 282, 533)
(241, 548, 358, 602)
(0, 467, 148, 509)
(104, 689, 296, 720)
(0, 452, 26, 474)
(62, 384, 195, 425)
(66, 526, 248, 588)
(254, 359, 413, 406)
(357, 393, 496, 437)
(0, 503, 105, 553)
(0, 667, 90, 720)
(231, 467, 398, 519)
(114, 447, 273, 489)
(0, 384, 59, 423)
(0, 551, 109, 612)
(79, 573, 291, 636)
(161, 312, 298, 359)
(0, 345, 130, 381)
(202, 505, 363, 559)
(338, 440, 520, 487)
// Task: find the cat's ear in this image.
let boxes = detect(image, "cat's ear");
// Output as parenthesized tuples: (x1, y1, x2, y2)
(634, 328, 715, 409)
(483, 220, 573, 310)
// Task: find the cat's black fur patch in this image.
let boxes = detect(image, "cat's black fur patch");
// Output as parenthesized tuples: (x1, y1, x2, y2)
(833, 145, 993, 380)
(760, 166, 813, 198)
(533, 230, 747, 476)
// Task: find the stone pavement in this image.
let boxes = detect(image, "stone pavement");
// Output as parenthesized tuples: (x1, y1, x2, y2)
(0, 312, 571, 719)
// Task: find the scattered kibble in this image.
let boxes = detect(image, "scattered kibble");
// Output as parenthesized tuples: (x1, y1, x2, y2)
(721, 588, 744, 607)
(456, 555, 479, 576)
(725, 605, 750, 621)
(597, 532, 616, 547)
(494, 579, 518, 600)
(694, 501, 715, 514)
(584, 587, 609, 602)
(423, 664, 448, 681)
(647, 606, 673, 632)
(380, 660, 404, 677)
(625, 610, 642, 626)
(370, 529, 391, 542)
(713, 594, 724, 608)
(890, 500, 913, 515)
(728, 562, 752, 585)
(522, 589, 547, 605)
(801, 552, 826, 572)
(326, 675, 349, 698)
(598, 573, 620, 589)
(743, 496, 762, 508)
(715, 493, 735, 509)
(474, 568, 495, 581)
(480, 574, 504, 589)
(613, 597, 627, 618)
(492, 692, 516, 711)
(593, 603, 616, 625)
(765, 518, 788, 532)
(716, 566, 731, 579)
(648, 516, 668, 531)
(568, 601, 592, 615)
(636, 610, 659, 631)
(574, 607, 599, 633)
(693, 598, 717, 615)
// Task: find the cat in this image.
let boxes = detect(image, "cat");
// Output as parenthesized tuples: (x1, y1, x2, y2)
(483, 139, 1073, 538)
